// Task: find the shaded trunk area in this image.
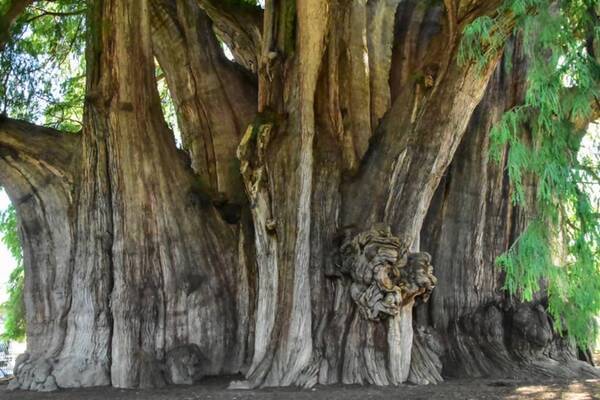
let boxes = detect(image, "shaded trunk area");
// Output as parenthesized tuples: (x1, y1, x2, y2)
(6, 0, 249, 391)
(412, 37, 599, 383)
(0, 0, 596, 393)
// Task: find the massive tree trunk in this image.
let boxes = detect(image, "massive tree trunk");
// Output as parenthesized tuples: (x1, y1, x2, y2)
(0, 0, 597, 392)
(412, 36, 600, 383)
(6, 0, 248, 391)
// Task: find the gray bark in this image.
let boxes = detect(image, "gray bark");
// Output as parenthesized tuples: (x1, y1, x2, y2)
(412, 36, 599, 383)
(7, 0, 247, 390)
(0, 0, 597, 393)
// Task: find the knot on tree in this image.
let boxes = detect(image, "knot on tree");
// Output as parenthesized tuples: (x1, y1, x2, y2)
(336, 224, 437, 321)
(237, 112, 281, 202)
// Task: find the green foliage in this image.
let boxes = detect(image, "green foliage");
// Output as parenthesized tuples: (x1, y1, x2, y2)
(0, 0, 85, 132)
(0, 204, 25, 342)
(461, 0, 600, 346)
(458, 16, 509, 72)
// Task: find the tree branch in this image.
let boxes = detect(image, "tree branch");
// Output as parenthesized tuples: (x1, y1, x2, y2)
(344, 7, 516, 241)
(0, 0, 34, 49)
(24, 8, 85, 23)
(457, 0, 505, 25)
(196, 0, 262, 72)
(150, 0, 256, 198)
(0, 117, 80, 181)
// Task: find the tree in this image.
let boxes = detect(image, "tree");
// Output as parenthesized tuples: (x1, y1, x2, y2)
(0, 0, 598, 392)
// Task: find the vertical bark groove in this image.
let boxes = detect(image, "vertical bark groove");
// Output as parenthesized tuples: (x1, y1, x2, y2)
(3, 0, 597, 393)
(413, 37, 599, 383)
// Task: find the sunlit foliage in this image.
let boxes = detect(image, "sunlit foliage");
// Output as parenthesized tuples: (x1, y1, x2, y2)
(0, 0, 85, 132)
(0, 204, 24, 341)
(460, 0, 600, 346)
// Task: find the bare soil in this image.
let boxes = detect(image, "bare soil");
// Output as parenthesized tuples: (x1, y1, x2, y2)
(1, 376, 598, 400)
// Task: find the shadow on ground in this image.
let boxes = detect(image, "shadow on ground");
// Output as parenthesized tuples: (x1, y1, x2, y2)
(1, 377, 598, 400)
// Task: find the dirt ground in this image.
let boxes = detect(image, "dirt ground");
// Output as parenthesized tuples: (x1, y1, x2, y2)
(1, 376, 598, 400)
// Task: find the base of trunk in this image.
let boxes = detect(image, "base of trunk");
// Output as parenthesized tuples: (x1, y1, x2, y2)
(410, 300, 600, 385)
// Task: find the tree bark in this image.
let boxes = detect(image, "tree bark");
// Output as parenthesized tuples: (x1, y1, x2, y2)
(0, 118, 79, 391)
(412, 36, 600, 383)
(7, 0, 249, 390)
(1, 0, 597, 392)
(151, 0, 257, 202)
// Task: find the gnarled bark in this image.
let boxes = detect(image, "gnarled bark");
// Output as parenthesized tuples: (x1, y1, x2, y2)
(151, 0, 257, 203)
(412, 37, 599, 383)
(7, 0, 248, 390)
(195, 0, 262, 73)
(3, 0, 597, 393)
(0, 118, 79, 391)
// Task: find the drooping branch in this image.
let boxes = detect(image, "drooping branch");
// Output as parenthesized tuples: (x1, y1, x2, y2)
(411, 37, 600, 382)
(196, 0, 262, 72)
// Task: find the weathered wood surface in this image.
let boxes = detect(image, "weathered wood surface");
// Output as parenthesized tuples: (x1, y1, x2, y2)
(0, 0, 597, 392)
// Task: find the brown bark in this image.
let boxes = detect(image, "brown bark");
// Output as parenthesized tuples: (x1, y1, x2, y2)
(86, 0, 244, 388)
(412, 37, 599, 383)
(151, 0, 257, 202)
(195, 0, 262, 73)
(0, 118, 79, 391)
(1, 0, 597, 393)
(8, 0, 249, 390)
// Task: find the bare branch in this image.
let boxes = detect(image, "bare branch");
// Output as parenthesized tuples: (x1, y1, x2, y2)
(24, 8, 85, 23)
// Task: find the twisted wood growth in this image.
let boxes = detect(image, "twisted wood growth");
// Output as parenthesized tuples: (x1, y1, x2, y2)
(0, 0, 597, 393)
(337, 225, 436, 321)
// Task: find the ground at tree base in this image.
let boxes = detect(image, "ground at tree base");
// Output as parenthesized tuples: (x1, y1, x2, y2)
(0, 376, 598, 400)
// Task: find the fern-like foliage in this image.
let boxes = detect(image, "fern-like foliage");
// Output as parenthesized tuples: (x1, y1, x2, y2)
(461, 0, 599, 346)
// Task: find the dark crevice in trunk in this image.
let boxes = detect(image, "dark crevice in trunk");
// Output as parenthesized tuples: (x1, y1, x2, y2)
(3, 0, 597, 393)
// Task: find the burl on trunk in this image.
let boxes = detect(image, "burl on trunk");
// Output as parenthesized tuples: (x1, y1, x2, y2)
(0, 0, 596, 392)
